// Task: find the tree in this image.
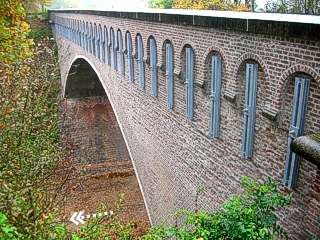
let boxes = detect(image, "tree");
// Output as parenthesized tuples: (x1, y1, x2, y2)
(147, 0, 173, 8)
(0, 0, 33, 69)
(24, 0, 56, 13)
(263, 0, 319, 14)
(173, 0, 249, 11)
(146, 0, 249, 11)
(50, 0, 82, 9)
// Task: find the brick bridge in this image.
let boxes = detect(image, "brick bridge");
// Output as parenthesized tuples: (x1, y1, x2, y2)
(49, 9, 320, 239)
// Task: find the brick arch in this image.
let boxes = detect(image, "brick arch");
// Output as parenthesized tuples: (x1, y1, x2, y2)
(233, 52, 271, 110)
(85, 21, 89, 36)
(159, 37, 174, 65)
(123, 28, 135, 48)
(159, 36, 174, 46)
(126, 31, 135, 58)
(89, 22, 93, 35)
(123, 25, 131, 34)
(97, 24, 102, 38)
(202, 45, 229, 80)
(104, 22, 111, 30)
(116, 28, 123, 44)
(178, 40, 196, 58)
(134, 32, 144, 52)
(177, 40, 196, 69)
(125, 30, 133, 44)
(276, 64, 320, 109)
(233, 52, 268, 79)
(279, 64, 320, 87)
(146, 35, 157, 56)
(102, 25, 108, 44)
(64, 55, 106, 99)
(203, 45, 227, 64)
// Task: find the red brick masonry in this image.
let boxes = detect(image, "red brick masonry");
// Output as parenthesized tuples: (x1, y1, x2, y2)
(52, 10, 320, 239)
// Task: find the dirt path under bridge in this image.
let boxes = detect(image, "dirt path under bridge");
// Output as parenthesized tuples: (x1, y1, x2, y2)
(59, 97, 150, 237)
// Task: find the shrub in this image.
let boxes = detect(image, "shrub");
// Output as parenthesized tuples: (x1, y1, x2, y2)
(142, 176, 292, 240)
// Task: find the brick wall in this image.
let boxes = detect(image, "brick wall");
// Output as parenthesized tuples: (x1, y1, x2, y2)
(52, 11, 320, 239)
(59, 97, 132, 172)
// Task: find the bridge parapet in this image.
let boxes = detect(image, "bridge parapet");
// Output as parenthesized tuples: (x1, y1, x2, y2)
(50, 9, 320, 239)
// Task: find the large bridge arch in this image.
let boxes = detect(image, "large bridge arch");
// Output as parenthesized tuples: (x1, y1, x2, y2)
(61, 55, 152, 225)
(64, 56, 106, 98)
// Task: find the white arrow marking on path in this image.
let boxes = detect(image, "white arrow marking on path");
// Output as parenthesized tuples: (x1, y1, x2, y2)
(76, 211, 85, 224)
(70, 212, 79, 225)
(70, 211, 85, 225)
(70, 210, 113, 225)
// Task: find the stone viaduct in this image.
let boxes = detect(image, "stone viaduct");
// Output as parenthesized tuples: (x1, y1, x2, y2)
(49, 9, 320, 239)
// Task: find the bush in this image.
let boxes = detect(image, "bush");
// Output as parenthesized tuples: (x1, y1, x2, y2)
(142, 176, 292, 240)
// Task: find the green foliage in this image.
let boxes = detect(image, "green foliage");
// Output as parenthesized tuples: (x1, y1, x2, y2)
(263, 0, 320, 14)
(142, 176, 292, 240)
(146, 0, 249, 10)
(0, 213, 18, 240)
(172, 0, 249, 11)
(68, 194, 137, 240)
(52, 43, 59, 58)
(147, 0, 319, 13)
(24, 0, 55, 13)
(0, 195, 137, 240)
(0, 30, 137, 239)
(147, 0, 173, 8)
(0, 14, 139, 239)
(0, 0, 33, 69)
(0, 36, 65, 239)
(30, 194, 136, 240)
(28, 25, 47, 42)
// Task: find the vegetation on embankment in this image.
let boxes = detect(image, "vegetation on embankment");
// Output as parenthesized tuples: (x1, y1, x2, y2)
(0, 6, 138, 238)
(0, 11, 68, 238)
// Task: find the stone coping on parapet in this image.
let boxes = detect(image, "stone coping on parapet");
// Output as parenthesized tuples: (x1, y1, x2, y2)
(291, 134, 320, 167)
(48, 8, 320, 40)
(49, 8, 320, 24)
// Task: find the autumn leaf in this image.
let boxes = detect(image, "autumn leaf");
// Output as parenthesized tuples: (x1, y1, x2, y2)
(13, 93, 21, 101)
(3, 109, 12, 116)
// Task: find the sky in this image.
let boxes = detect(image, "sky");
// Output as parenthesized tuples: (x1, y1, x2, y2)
(78, 0, 147, 9)
(77, 0, 267, 10)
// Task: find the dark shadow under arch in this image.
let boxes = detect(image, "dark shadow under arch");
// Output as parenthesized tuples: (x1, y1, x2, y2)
(65, 58, 106, 98)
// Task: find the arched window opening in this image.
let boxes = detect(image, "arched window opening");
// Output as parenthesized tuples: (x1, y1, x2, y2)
(98, 25, 103, 61)
(126, 32, 134, 81)
(207, 53, 222, 138)
(184, 46, 194, 120)
(118, 30, 125, 75)
(89, 23, 93, 54)
(137, 34, 145, 88)
(110, 28, 117, 70)
(282, 74, 312, 189)
(149, 37, 158, 97)
(76, 20, 79, 44)
(241, 62, 259, 158)
(93, 24, 98, 58)
(104, 26, 110, 66)
(80, 21, 85, 48)
(163, 40, 174, 108)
